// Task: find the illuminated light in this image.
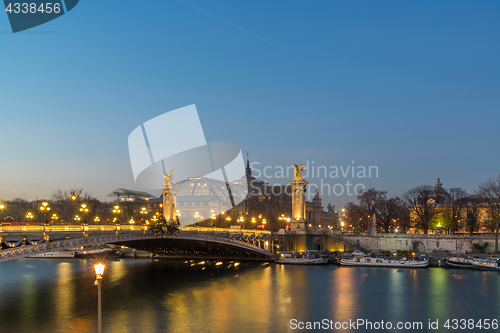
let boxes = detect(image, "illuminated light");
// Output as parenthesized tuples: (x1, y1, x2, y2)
(215, 262, 223, 266)
(234, 262, 240, 266)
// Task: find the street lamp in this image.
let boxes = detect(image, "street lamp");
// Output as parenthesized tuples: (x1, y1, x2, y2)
(26, 212, 34, 221)
(40, 201, 50, 224)
(112, 205, 121, 224)
(51, 213, 58, 223)
(80, 204, 89, 224)
(140, 207, 148, 223)
(94, 263, 105, 333)
(74, 215, 81, 223)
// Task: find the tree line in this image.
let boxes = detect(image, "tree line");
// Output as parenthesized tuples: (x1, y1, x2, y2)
(344, 174, 500, 238)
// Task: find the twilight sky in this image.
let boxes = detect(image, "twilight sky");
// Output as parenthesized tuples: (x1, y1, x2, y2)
(1, 0, 499, 209)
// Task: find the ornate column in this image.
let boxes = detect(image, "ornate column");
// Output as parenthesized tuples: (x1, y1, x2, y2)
(289, 164, 308, 232)
(162, 170, 176, 222)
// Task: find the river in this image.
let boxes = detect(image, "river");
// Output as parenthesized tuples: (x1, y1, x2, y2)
(0, 258, 499, 332)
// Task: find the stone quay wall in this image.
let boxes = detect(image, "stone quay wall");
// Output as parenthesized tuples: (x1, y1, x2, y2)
(343, 234, 499, 254)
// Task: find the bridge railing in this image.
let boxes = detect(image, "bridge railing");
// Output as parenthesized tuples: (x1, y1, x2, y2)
(0, 224, 271, 234)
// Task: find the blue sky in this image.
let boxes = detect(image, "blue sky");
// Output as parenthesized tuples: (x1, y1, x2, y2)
(1, 0, 499, 208)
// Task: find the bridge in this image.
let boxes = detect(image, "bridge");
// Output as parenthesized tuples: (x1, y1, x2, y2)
(0, 224, 275, 262)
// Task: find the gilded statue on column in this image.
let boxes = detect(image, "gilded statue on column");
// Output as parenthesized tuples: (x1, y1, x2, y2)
(292, 164, 306, 180)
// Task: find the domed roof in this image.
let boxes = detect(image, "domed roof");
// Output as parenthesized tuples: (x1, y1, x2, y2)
(175, 177, 247, 201)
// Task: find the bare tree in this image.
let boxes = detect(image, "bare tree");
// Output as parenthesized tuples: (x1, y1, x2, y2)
(404, 185, 443, 234)
(50, 188, 95, 224)
(477, 175, 500, 253)
(396, 201, 412, 233)
(446, 188, 468, 233)
(344, 202, 367, 232)
(464, 195, 481, 235)
(357, 188, 386, 216)
(377, 195, 405, 233)
(4, 198, 32, 222)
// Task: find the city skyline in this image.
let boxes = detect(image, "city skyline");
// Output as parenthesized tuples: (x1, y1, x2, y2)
(1, 1, 500, 208)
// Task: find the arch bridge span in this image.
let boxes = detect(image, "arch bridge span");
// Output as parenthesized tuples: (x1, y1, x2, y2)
(0, 225, 275, 262)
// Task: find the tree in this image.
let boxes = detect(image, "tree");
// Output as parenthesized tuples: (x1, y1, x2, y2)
(446, 188, 468, 233)
(377, 196, 405, 233)
(5, 198, 32, 222)
(464, 195, 481, 235)
(404, 185, 443, 234)
(396, 201, 411, 233)
(51, 188, 96, 224)
(344, 202, 367, 232)
(477, 175, 500, 253)
(357, 188, 386, 216)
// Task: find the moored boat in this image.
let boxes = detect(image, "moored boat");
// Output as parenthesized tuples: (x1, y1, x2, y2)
(27, 250, 75, 258)
(340, 251, 428, 268)
(75, 247, 119, 258)
(276, 250, 329, 265)
(472, 259, 500, 271)
(444, 256, 475, 269)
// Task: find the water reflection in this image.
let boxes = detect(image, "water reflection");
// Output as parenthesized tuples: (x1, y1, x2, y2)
(1, 260, 500, 333)
(54, 262, 74, 331)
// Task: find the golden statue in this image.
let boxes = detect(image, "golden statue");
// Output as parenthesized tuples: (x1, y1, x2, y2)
(292, 164, 306, 180)
(164, 169, 174, 185)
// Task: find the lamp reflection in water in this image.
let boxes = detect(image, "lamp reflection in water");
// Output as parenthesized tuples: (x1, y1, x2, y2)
(94, 263, 105, 333)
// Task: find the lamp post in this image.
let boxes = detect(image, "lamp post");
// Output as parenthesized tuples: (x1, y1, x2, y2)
(94, 263, 105, 333)
(26, 212, 34, 222)
(140, 207, 148, 224)
(80, 204, 89, 224)
(112, 205, 121, 224)
(40, 201, 50, 224)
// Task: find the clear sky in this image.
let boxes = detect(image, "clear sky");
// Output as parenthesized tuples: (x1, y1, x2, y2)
(1, 0, 499, 208)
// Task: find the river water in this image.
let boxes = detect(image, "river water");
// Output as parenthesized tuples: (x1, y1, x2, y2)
(0, 258, 499, 332)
